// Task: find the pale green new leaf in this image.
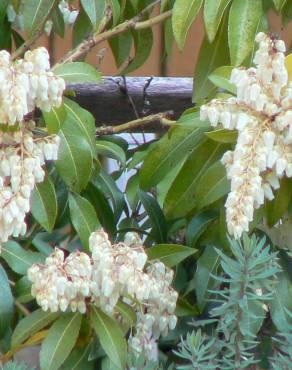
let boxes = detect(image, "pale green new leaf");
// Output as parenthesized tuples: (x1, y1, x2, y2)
(1, 241, 44, 275)
(208, 65, 236, 94)
(12, 309, 59, 348)
(31, 175, 58, 232)
(204, 0, 232, 42)
(228, 0, 263, 66)
(40, 313, 82, 370)
(42, 105, 67, 134)
(205, 129, 237, 143)
(96, 140, 126, 166)
(69, 193, 100, 251)
(0, 264, 13, 337)
(54, 62, 101, 84)
(23, 0, 55, 36)
(172, 0, 203, 49)
(147, 244, 197, 267)
(91, 306, 127, 370)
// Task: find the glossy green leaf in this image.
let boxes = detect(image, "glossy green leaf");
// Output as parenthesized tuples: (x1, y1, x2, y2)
(186, 210, 218, 248)
(147, 244, 197, 267)
(54, 62, 102, 84)
(208, 65, 236, 94)
(116, 301, 136, 328)
(205, 128, 237, 143)
(23, 0, 55, 36)
(196, 160, 229, 209)
(51, 6, 65, 38)
(138, 191, 167, 243)
(31, 175, 58, 232)
(1, 241, 45, 275)
(40, 313, 82, 370)
(109, 32, 133, 68)
(228, 0, 263, 66)
(12, 309, 59, 348)
(69, 193, 100, 251)
(193, 15, 229, 102)
(0, 264, 13, 338)
(81, 0, 106, 29)
(96, 140, 126, 166)
(164, 139, 228, 218)
(203, 0, 232, 42)
(273, 0, 287, 11)
(15, 276, 33, 304)
(193, 246, 220, 310)
(60, 344, 93, 370)
(172, 0, 203, 49)
(43, 105, 67, 134)
(108, 0, 120, 26)
(72, 6, 92, 47)
(91, 306, 127, 370)
(140, 115, 208, 189)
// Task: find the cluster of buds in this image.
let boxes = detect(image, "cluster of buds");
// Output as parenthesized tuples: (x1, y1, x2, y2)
(28, 230, 178, 359)
(58, 0, 79, 25)
(200, 33, 292, 238)
(0, 123, 59, 246)
(0, 47, 65, 125)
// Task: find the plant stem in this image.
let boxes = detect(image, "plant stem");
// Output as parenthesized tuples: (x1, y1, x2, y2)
(96, 111, 174, 135)
(57, 3, 172, 65)
(15, 300, 30, 316)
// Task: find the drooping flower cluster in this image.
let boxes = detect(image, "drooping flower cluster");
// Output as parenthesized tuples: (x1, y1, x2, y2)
(28, 230, 178, 359)
(0, 47, 65, 125)
(58, 0, 79, 25)
(0, 123, 59, 246)
(200, 33, 292, 238)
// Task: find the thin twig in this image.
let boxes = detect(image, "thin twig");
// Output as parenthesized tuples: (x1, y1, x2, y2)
(15, 300, 30, 316)
(96, 111, 174, 135)
(56, 4, 172, 65)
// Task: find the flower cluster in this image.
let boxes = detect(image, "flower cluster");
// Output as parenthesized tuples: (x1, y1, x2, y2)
(0, 47, 65, 125)
(0, 123, 60, 246)
(200, 33, 292, 238)
(28, 230, 178, 359)
(59, 1, 79, 25)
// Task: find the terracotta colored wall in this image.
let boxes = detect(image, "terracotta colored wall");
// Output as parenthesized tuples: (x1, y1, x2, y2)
(38, 9, 292, 77)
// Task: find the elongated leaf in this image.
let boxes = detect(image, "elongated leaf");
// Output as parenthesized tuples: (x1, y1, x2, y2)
(228, 0, 263, 66)
(0, 264, 13, 337)
(140, 115, 208, 189)
(147, 244, 197, 267)
(138, 191, 167, 243)
(164, 139, 227, 218)
(208, 65, 236, 94)
(0, 0, 9, 25)
(186, 210, 218, 248)
(109, 32, 133, 68)
(172, 0, 203, 49)
(40, 313, 82, 370)
(205, 128, 237, 143)
(60, 344, 93, 370)
(69, 193, 100, 251)
(91, 306, 127, 370)
(12, 309, 59, 348)
(31, 175, 57, 232)
(51, 6, 65, 38)
(193, 15, 229, 102)
(23, 0, 55, 36)
(54, 62, 101, 84)
(81, 0, 106, 29)
(15, 276, 33, 304)
(273, 0, 287, 11)
(176, 297, 200, 317)
(203, 0, 232, 42)
(1, 241, 44, 275)
(43, 105, 67, 134)
(193, 246, 220, 310)
(96, 140, 126, 166)
(116, 301, 136, 328)
(108, 0, 120, 26)
(196, 160, 229, 209)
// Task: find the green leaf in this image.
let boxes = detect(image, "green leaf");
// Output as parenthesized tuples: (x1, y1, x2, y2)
(96, 140, 126, 166)
(56, 112, 93, 193)
(40, 313, 82, 370)
(23, 0, 55, 36)
(186, 210, 218, 248)
(31, 175, 57, 232)
(51, 7, 65, 38)
(116, 301, 136, 328)
(72, 6, 92, 47)
(239, 300, 265, 338)
(203, 0, 232, 42)
(193, 246, 220, 310)
(1, 241, 45, 275)
(12, 309, 59, 348)
(60, 344, 93, 370)
(164, 139, 228, 218)
(43, 105, 67, 134)
(0, 264, 13, 337)
(0, 0, 9, 25)
(109, 32, 133, 68)
(90, 306, 127, 370)
(69, 193, 100, 251)
(138, 191, 167, 243)
(266, 178, 292, 227)
(108, 0, 120, 26)
(208, 65, 236, 94)
(172, 0, 203, 49)
(273, 0, 287, 11)
(228, 0, 263, 66)
(175, 297, 200, 317)
(54, 62, 102, 84)
(196, 160, 229, 209)
(140, 115, 208, 190)
(193, 15, 230, 102)
(80, 0, 106, 29)
(205, 128, 237, 143)
(147, 244, 197, 267)
(15, 277, 33, 304)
